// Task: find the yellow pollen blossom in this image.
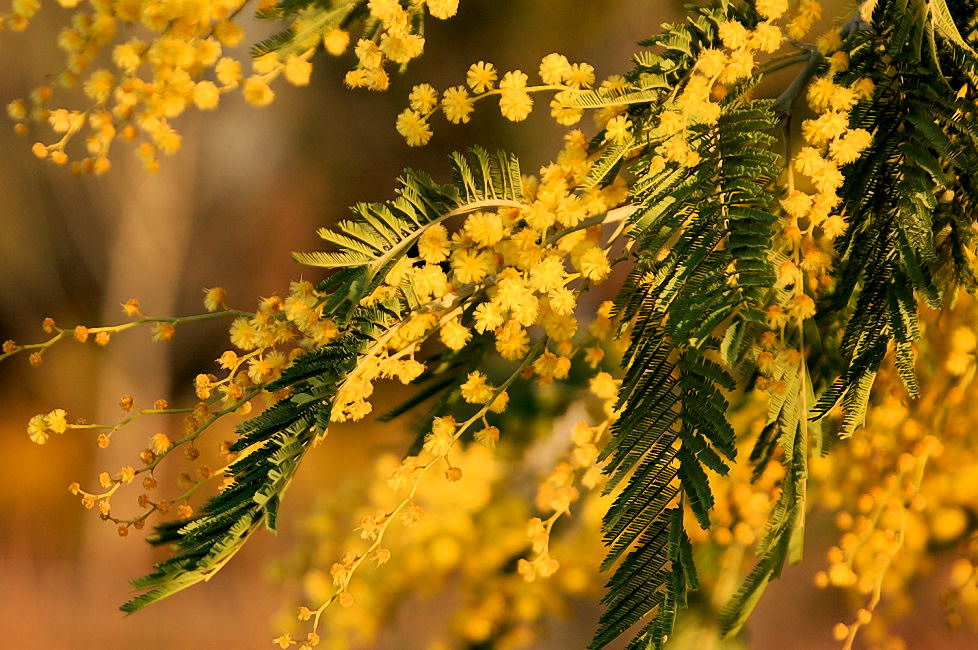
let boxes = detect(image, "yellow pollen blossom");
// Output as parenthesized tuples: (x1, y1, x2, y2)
(565, 63, 595, 89)
(466, 61, 497, 93)
(409, 83, 439, 113)
(464, 211, 506, 247)
(439, 318, 472, 351)
(756, 0, 788, 20)
(604, 115, 632, 145)
(323, 29, 350, 56)
(539, 53, 572, 84)
(426, 0, 460, 20)
(589, 372, 618, 401)
(495, 320, 530, 361)
(460, 371, 495, 404)
(500, 88, 533, 121)
(579, 247, 611, 283)
(418, 224, 450, 263)
(396, 109, 433, 146)
(452, 249, 495, 284)
(441, 85, 475, 124)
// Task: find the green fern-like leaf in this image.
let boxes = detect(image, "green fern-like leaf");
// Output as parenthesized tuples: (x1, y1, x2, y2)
(293, 147, 524, 320)
(592, 4, 782, 640)
(122, 149, 529, 613)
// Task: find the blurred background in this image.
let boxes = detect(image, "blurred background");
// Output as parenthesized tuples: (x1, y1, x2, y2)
(0, 1, 974, 648)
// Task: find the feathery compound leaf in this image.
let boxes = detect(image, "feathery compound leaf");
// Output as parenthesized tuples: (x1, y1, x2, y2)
(251, 3, 360, 59)
(122, 332, 363, 613)
(294, 148, 525, 319)
(722, 363, 810, 636)
(123, 149, 531, 613)
(593, 5, 782, 639)
(815, 0, 978, 431)
(571, 87, 665, 110)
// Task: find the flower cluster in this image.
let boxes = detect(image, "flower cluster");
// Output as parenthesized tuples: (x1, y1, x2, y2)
(809, 301, 978, 649)
(267, 135, 634, 643)
(278, 440, 607, 649)
(6, 0, 462, 172)
(343, 0, 460, 92)
(786, 62, 874, 244)
(395, 53, 622, 146)
(9, 0, 260, 173)
(280, 290, 624, 645)
(327, 132, 628, 425)
(641, 12, 787, 172)
(286, 343, 585, 644)
(14, 280, 347, 534)
(518, 413, 611, 584)
(751, 31, 876, 414)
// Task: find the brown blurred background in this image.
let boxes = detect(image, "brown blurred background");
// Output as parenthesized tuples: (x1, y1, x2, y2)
(1, 1, 973, 648)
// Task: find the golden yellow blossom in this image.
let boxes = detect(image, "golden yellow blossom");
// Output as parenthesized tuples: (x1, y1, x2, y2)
(396, 109, 433, 146)
(441, 86, 475, 124)
(460, 371, 495, 404)
(539, 53, 572, 84)
(409, 83, 439, 113)
(466, 61, 497, 93)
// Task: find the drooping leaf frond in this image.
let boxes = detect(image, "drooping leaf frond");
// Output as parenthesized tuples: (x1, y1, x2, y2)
(121, 326, 368, 612)
(593, 3, 784, 643)
(812, 0, 978, 432)
(122, 148, 526, 612)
